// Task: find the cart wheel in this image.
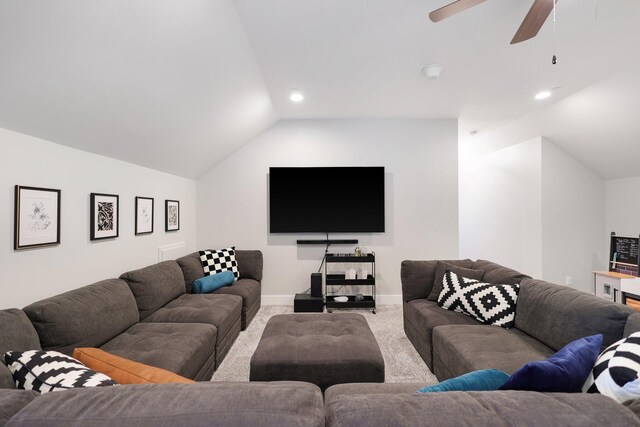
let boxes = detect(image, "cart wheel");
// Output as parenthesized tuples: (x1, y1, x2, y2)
(327, 308, 333, 313)
(372, 309, 376, 314)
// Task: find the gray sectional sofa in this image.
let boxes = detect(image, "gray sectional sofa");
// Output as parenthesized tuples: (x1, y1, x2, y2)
(3, 255, 640, 426)
(401, 259, 637, 380)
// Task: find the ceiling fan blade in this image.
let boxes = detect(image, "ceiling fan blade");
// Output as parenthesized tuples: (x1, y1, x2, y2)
(511, 0, 557, 44)
(429, 0, 487, 23)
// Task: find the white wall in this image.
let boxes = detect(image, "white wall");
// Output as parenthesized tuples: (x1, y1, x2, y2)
(541, 139, 606, 293)
(605, 177, 640, 238)
(197, 119, 459, 302)
(0, 128, 197, 309)
(459, 138, 543, 277)
(459, 136, 606, 292)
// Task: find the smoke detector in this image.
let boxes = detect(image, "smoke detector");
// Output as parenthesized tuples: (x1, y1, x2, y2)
(422, 64, 444, 80)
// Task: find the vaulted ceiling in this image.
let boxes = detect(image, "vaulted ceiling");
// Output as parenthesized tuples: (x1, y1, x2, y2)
(1, 0, 639, 178)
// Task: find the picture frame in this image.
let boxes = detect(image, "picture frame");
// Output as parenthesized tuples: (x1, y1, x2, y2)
(14, 185, 61, 250)
(90, 193, 119, 240)
(135, 196, 154, 235)
(165, 199, 180, 231)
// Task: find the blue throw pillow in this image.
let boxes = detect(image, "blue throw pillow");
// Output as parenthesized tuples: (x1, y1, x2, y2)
(417, 369, 509, 393)
(192, 271, 234, 294)
(500, 334, 603, 393)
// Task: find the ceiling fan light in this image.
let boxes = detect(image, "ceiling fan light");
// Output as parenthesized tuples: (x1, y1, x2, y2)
(534, 91, 551, 100)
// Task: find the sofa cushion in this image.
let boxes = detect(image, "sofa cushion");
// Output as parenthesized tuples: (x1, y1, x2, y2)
(175, 252, 204, 294)
(401, 259, 474, 303)
(500, 334, 602, 393)
(437, 271, 519, 328)
(473, 260, 530, 285)
(100, 322, 216, 380)
(23, 279, 139, 355)
(432, 324, 554, 380)
(324, 390, 640, 427)
(6, 382, 325, 427)
(625, 312, 640, 337)
(200, 248, 239, 279)
(0, 389, 39, 425)
(417, 369, 509, 393)
(4, 350, 116, 393)
(72, 348, 195, 385)
(0, 309, 41, 390)
(584, 332, 640, 403)
(325, 383, 429, 402)
(177, 250, 264, 294)
(515, 279, 635, 351)
(192, 271, 234, 294)
(144, 294, 241, 347)
(212, 278, 260, 309)
(235, 250, 264, 282)
(403, 299, 481, 368)
(120, 261, 186, 320)
(427, 262, 485, 302)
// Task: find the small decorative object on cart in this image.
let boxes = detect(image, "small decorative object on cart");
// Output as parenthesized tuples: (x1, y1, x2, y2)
(345, 268, 357, 280)
(354, 246, 361, 256)
(357, 268, 368, 280)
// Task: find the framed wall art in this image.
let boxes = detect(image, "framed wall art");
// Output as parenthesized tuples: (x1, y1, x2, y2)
(14, 185, 61, 250)
(165, 199, 180, 231)
(135, 196, 154, 235)
(90, 193, 119, 240)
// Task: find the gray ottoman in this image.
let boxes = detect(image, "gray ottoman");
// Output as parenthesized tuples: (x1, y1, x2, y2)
(250, 313, 385, 390)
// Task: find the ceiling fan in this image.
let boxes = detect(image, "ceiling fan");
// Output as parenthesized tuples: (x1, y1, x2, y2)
(429, 0, 557, 45)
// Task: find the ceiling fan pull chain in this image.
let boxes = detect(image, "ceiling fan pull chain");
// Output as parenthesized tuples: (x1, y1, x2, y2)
(552, 0, 558, 65)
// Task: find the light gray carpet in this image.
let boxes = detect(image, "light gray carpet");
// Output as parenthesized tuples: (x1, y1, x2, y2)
(211, 305, 438, 385)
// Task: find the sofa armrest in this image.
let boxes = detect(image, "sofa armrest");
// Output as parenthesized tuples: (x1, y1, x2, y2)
(401, 260, 439, 302)
(235, 250, 263, 282)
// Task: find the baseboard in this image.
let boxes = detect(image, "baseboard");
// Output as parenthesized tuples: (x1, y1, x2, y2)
(262, 294, 402, 305)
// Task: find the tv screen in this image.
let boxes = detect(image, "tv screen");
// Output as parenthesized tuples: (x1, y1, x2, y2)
(269, 167, 385, 233)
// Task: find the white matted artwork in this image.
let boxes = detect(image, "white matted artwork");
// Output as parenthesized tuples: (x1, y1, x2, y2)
(165, 199, 180, 231)
(135, 196, 154, 235)
(90, 193, 119, 240)
(14, 185, 61, 249)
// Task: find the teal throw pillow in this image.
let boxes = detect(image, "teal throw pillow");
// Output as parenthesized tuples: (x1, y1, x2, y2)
(192, 270, 234, 294)
(500, 334, 603, 393)
(416, 369, 509, 393)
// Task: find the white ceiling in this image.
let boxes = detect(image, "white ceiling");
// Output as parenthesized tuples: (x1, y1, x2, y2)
(0, 0, 276, 179)
(461, 59, 640, 180)
(1, 0, 639, 178)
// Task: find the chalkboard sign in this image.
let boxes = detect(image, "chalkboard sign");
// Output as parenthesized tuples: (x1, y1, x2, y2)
(610, 232, 640, 276)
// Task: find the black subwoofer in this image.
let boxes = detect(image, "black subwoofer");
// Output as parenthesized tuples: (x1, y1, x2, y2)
(310, 273, 322, 297)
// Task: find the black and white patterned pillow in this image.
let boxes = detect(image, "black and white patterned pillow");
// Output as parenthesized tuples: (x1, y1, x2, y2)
(199, 247, 239, 279)
(437, 270, 519, 328)
(582, 332, 640, 403)
(3, 350, 117, 393)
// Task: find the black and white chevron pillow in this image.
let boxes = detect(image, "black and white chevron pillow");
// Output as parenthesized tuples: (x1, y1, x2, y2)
(4, 350, 117, 393)
(200, 247, 239, 279)
(437, 270, 520, 328)
(583, 332, 640, 403)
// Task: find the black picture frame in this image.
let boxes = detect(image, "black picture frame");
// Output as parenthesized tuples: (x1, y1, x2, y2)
(165, 199, 180, 231)
(14, 185, 61, 250)
(90, 193, 119, 240)
(135, 196, 154, 235)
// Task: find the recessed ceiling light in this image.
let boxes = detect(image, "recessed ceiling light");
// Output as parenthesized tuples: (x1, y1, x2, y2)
(289, 89, 304, 103)
(534, 91, 551, 100)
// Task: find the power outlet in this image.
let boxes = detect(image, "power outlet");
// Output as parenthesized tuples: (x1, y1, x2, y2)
(565, 276, 572, 285)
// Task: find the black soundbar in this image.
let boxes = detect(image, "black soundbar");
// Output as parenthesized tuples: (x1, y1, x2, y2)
(296, 239, 358, 245)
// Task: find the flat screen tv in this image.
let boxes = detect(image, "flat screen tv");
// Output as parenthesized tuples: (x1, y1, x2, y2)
(269, 166, 385, 233)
